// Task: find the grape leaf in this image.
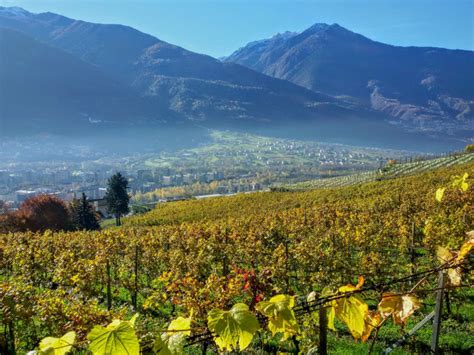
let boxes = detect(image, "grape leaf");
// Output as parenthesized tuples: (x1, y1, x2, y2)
(155, 315, 192, 354)
(319, 287, 336, 331)
(334, 294, 368, 339)
(452, 173, 469, 192)
(128, 313, 139, 328)
(437, 246, 462, 286)
(338, 275, 365, 293)
(153, 337, 170, 355)
(435, 187, 446, 202)
(39, 331, 76, 355)
(378, 293, 420, 325)
(458, 232, 474, 261)
(208, 303, 260, 351)
(87, 319, 139, 355)
(256, 294, 299, 340)
(325, 277, 372, 340)
(327, 303, 336, 331)
(361, 311, 381, 342)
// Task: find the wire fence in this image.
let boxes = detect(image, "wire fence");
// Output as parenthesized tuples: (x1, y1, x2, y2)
(182, 258, 469, 353)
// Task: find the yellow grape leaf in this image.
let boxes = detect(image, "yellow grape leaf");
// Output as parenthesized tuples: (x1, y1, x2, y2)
(338, 276, 365, 293)
(437, 246, 462, 286)
(378, 293, 421, 325)
(256, 294, 299, 340)
(361, 311, 381, 342)
(334, 295, 368, 339)
(155, 315, 192, 355)
(436, 246, 454, 264)
(452, 173, 469, 192)
(457, 232, 474, 261)
(435, 187, 446, 202)
(128, 313, 139, 328)
(327, 303, 336, 331)
(39, 331, 76, 355)
(319, 287, 337, 331)
(208, 303, 260, 351)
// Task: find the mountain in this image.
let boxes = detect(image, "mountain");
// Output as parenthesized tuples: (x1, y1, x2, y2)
(0, 7, 469, 150)
(0, 7, 361, 131)
(0, 27, 172, 136)
(225, 23, 474, 137)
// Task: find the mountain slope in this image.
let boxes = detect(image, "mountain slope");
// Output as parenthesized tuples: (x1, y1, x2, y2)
(225, 23, 474, 136)
(0, 28, 169, 135)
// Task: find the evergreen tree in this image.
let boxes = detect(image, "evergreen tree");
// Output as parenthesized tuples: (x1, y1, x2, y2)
(70, 193, 101, 231)
(105, 172, 130, 226)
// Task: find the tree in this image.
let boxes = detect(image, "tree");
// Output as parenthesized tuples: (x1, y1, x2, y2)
(18, 195, 72, 232)
(465, 144, 474, 153)
(70, 193, 101, 231)
(105, 172, 130, 226)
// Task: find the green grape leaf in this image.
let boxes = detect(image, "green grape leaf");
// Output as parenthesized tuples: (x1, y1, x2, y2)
(39, 331, 76, 355)
(155, 315, 192, 354)
(87, 319, 139, 355)
(435, 187, 446, 202)
(208, 303, 260, 351)
(154, 337, 171, 355)
(256, 294, 299, 340)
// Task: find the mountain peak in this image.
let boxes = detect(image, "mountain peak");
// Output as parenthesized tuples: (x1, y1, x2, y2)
(303, 22, 354, 37)
(0, 6, 30, 17)
(271, 31, 298, 40)
(305, 23, 331, 33)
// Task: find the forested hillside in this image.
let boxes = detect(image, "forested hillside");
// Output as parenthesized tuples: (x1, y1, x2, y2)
(1, 163, 472, 353)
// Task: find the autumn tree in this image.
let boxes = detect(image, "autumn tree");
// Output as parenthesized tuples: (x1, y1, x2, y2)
(70, 193, 101, 231)
(105, 172, 130, 226)
(18, 195, 72, 232)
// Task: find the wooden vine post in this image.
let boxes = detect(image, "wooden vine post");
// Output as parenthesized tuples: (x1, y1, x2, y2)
(106, 259, 112, 310)
(319, 305, 328, 355)
(133, 244, 140, 311)
(431, 271, 445, 353)
(410, 221, 416, 279)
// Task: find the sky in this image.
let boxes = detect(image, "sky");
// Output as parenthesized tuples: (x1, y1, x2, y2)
(0, 0, 472, 58)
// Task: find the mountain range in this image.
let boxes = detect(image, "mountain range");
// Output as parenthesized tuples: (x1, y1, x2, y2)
(0, 6, 472, 150)
(224, 23, 474, 137)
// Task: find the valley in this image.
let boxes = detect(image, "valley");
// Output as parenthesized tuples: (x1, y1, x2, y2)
(0, 3, 472, 354)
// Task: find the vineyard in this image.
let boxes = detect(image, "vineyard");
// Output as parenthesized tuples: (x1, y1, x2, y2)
(0, 163, 473, 354)
(288, 152, 474, 190)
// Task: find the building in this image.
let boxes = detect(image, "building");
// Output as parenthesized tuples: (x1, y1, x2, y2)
(91, 198, 109, 218)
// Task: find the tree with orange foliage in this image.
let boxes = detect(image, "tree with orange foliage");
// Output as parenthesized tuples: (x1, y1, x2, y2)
(17, 195, 72, 232)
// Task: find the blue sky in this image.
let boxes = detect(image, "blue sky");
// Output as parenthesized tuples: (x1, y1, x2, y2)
(1, 0, 472, 57)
